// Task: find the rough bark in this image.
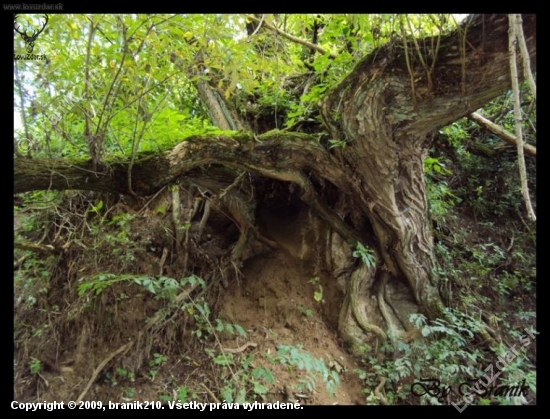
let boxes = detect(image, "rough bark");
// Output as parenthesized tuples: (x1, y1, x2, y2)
(318, 14, 535, 350)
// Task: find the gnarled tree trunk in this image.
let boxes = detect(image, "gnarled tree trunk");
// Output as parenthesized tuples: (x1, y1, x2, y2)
(319, 13, 535, 351)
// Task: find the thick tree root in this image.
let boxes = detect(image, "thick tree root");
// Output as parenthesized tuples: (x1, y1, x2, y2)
(76, 340, 135, 403)
(339, 265, 388, 356)
(374, 376, 388, 405)
(349, 267, 387, 343)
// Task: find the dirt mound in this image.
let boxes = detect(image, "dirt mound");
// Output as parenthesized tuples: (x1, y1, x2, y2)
(218, 249, 365, 405)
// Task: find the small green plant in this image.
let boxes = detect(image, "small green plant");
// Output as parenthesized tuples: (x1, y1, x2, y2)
(182, 294, 248, 343)
(158, 386, 195, 403)
(424, 157, 452, 176)
(176, 386, 190, 403)
(357, 308, 497, 405)
(298, 305, 314, 317)
(124, 387, 136, 400)
(104, 367, 135, 388)
(213, 355, 276, 404)
(186, 298, 280, 403)
(77, 273, 133, 297)
(29, 358, 41, 375)
(328, 139, 347, 149)
(155, 203, 167, 215)
(352, 242, 376, 267)
(307, 277, 324, 303)
(148, 353, 168, 382)
(150, 353, 168, 367)
(116, 367, 135, 383)
(270, 344, 340, 396)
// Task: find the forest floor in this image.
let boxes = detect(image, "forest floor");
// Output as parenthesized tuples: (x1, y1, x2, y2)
(13, 188, 536, 406)
(16, 250, 364, 405)
(13, 194, 368, 406)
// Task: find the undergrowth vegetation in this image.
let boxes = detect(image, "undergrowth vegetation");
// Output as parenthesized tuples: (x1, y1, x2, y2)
(14, 190, 344, 404)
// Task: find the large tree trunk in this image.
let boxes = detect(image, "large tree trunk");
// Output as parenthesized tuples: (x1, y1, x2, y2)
(319, 14, 535, 351)
(14, 14, 535, 355)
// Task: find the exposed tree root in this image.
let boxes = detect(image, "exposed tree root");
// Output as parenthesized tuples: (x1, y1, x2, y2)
(374, 376, 388, 405)
(339, 264, 387, 355)
(349, 267, 387, 344)
(76, 339, 135, 403)
(221, 342, 258, 354)
(377, 269, 397, 352)
(200, 382, 221, 403)
(197, 198, 211, 242)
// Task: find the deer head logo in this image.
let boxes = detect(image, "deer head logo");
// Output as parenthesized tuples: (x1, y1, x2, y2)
(14, 14, 49, 54)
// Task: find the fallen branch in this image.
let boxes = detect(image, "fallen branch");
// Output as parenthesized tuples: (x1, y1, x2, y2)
(15, 241, 56, 254)
(75, 340, 134, 403)
(14, 255, 29, 270)
(468, 112, 536, 157)
(200, 382, 221, 403)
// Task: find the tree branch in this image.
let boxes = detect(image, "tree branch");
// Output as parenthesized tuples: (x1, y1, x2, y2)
(514, 15, 536, 100)
(508, 14, 536, 222)
(14, 132, 349, 198)
(468, 112, 536, 157)
(245, 14, 337, 60)
(322, 14, 536, 142)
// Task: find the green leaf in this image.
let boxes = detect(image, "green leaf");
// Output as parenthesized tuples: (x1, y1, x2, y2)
(220, 386, 234, 403)
(90, 200, 103, 213)
(253, 382, 269, 395)
(252, 367, 275, 383)
(234, 324, 247, 337)
(314, 285, 323, 302)
(224, 323, 234, 335)
(176, 387, 189, 403)
(214, 353, 234, 366)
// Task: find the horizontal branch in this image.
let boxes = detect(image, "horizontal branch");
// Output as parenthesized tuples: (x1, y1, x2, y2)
(322, 14, 537, 141)
(14, 131, 349, 197)
(15, 241, 56, 254)
(14, 131, 369, 249)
